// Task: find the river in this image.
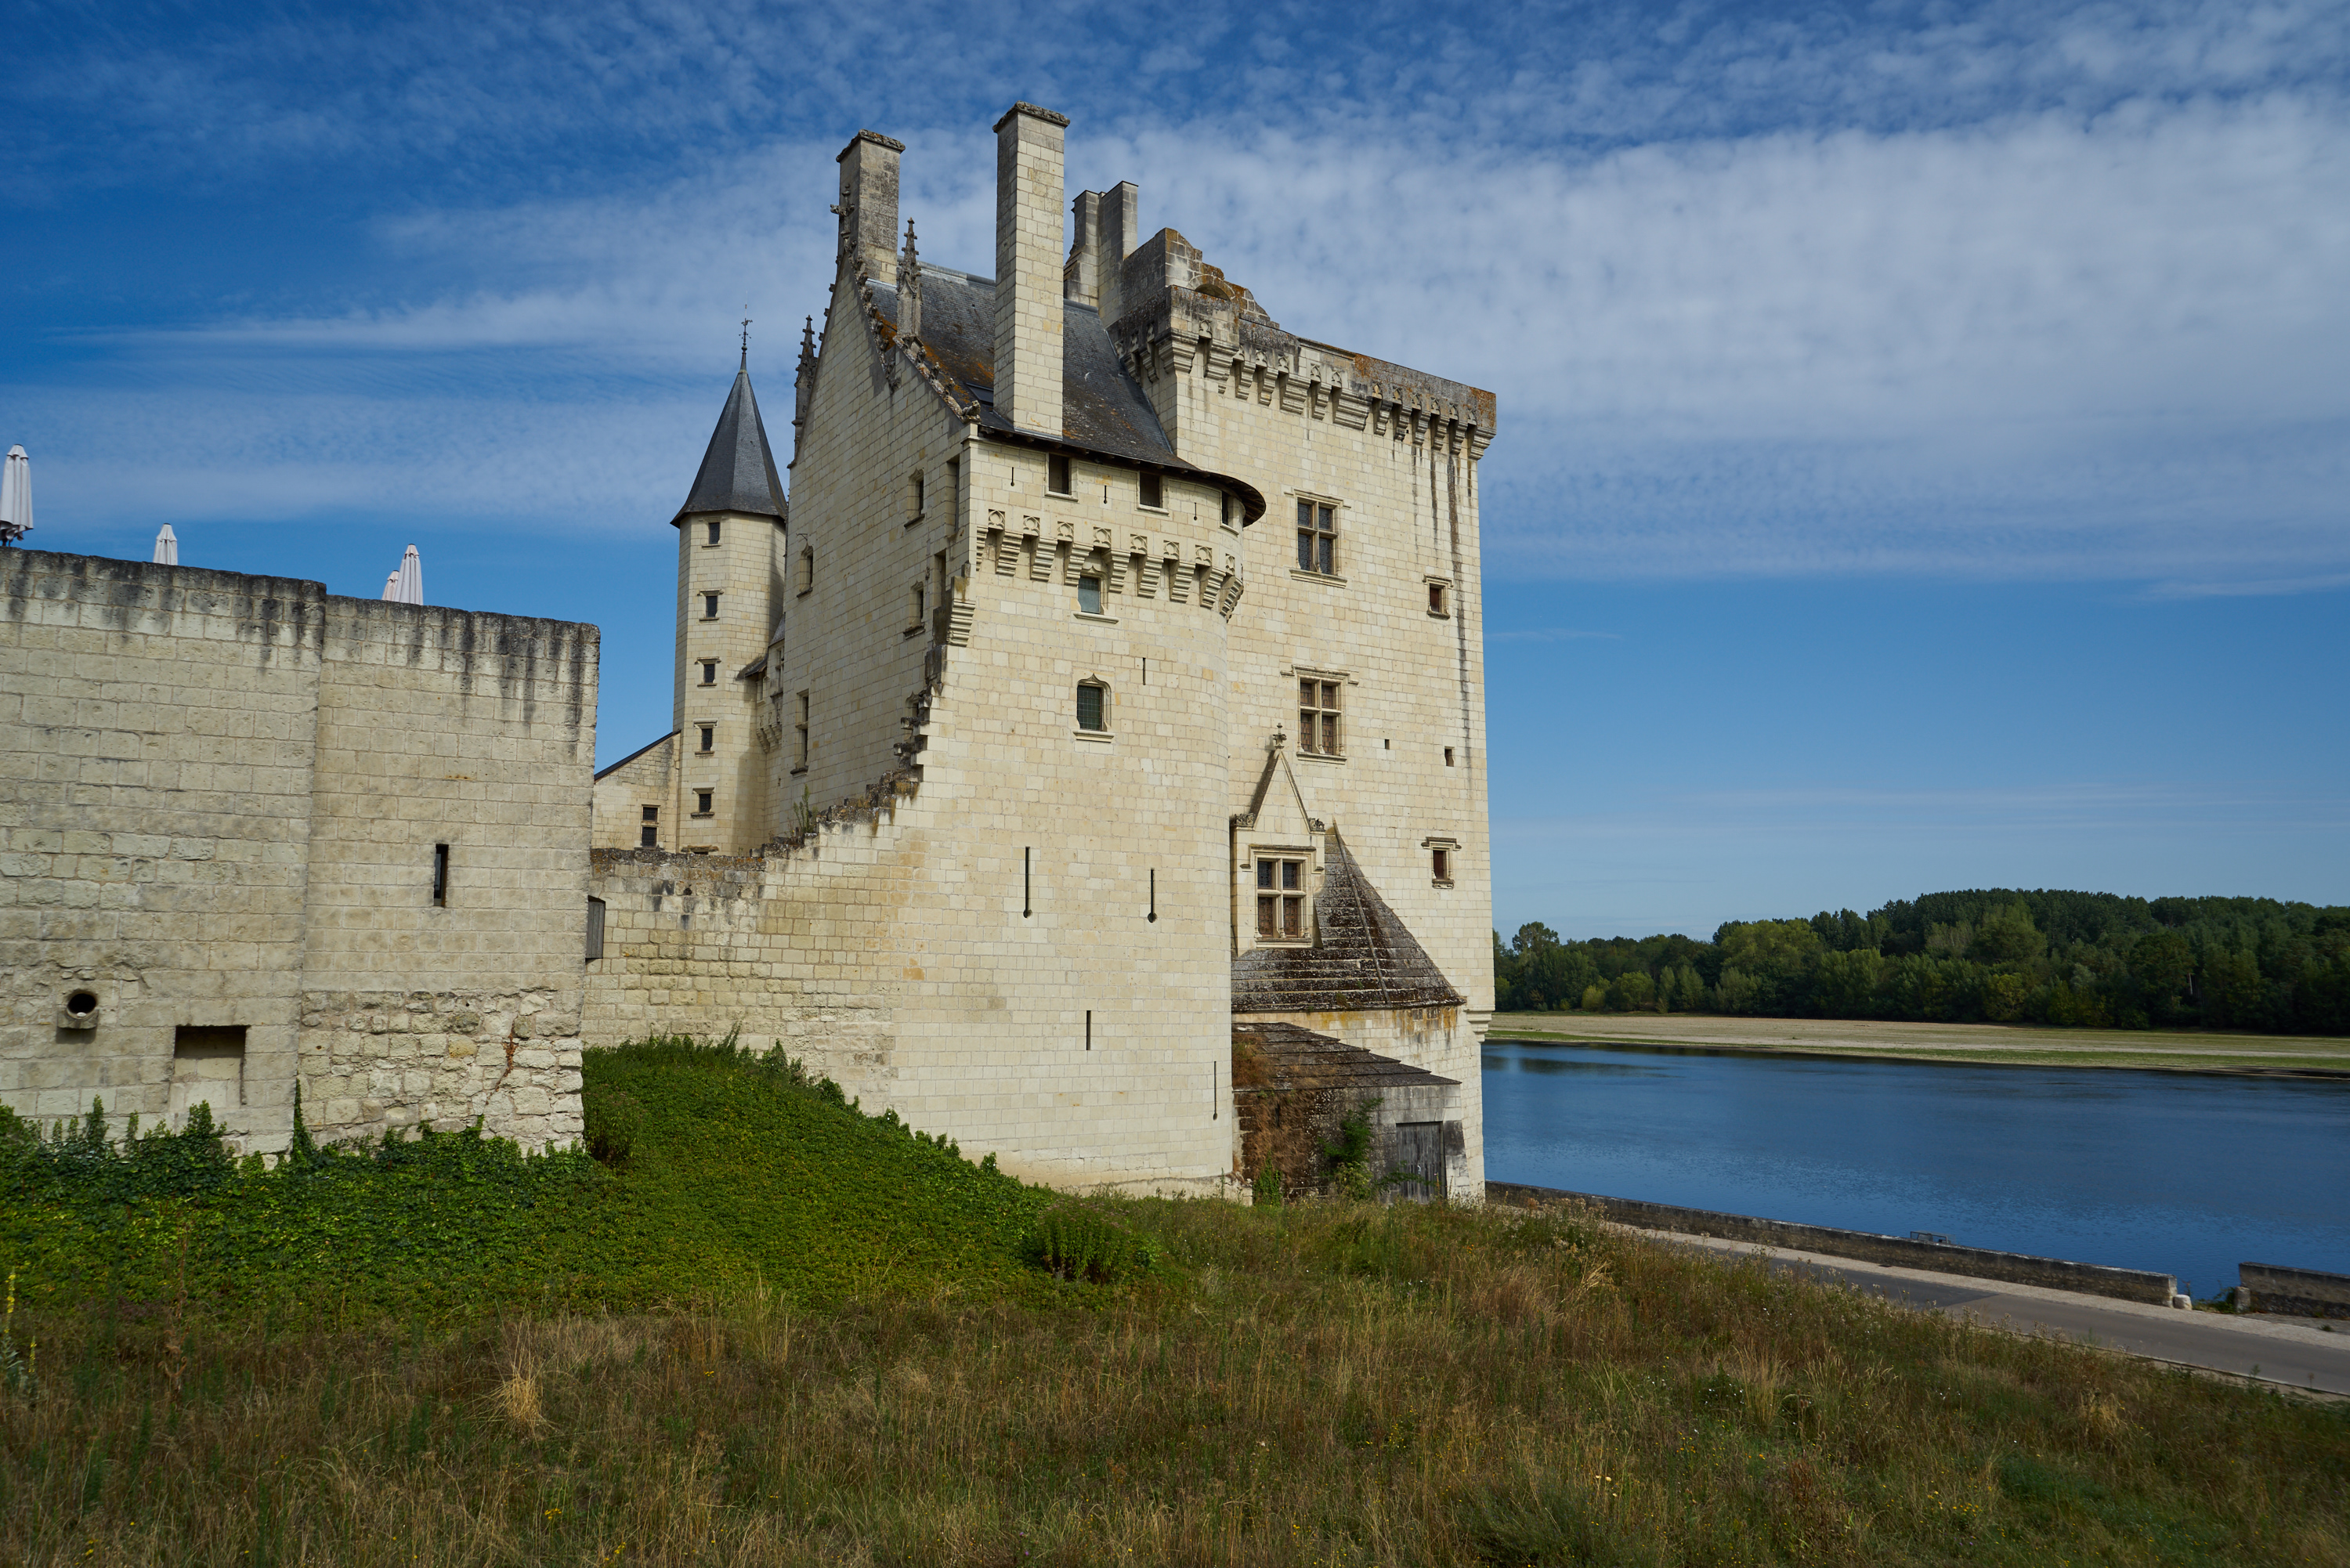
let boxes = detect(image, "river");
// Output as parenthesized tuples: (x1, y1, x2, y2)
(1482, 1038, 2350, 1296)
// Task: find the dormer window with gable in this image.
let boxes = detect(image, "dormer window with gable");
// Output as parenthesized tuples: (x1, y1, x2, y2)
(1255, 855, 1308, 942)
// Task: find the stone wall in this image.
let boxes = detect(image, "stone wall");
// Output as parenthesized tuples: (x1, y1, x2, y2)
(584, 667, 1238, 1194)
(0, 550, 595, 1154)
(591, 732, 675, 851)
(2238, 1263, 2350, 1320)
(1235, 1005, 1484, 1194)
(1488, 1183, 2182, 1306)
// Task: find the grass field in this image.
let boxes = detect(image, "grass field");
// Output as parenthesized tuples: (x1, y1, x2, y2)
(3, 1039, 2346, 1566)
(1490, 1013, 2350, 1076)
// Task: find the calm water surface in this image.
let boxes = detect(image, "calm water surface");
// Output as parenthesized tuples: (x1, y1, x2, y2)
(1482, 1039, 2350, 1295)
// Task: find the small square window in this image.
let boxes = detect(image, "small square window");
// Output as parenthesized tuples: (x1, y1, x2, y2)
(1076, 682, 1107, 732)
(642, 805, 659, 822)
(696, 789, 714, 815)
(1297, 500, 1336, 574)
(698, 724, 714, 753)
(703, 592, 721, 620)
(700, 661, 718, 685)
(705, 519, 721, 545)
(1444, 746, 1455, 767)
(1428, 582, 1448, 615)
(1220, 493, 1234, 529)
(1078, 575, 1102, 615)
(1139, 471, 1162, 508)
(1048, 454, 1072, 496)
(1432, 847, 1451, 883)
(909, 471, 925, 519)
(639, 822, 657, 848)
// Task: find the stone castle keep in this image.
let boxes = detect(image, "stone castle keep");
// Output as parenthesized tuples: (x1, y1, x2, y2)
(2, 104, 1496, 1198)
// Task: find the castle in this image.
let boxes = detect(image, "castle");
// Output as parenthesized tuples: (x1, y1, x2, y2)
(1, 104, 1495, 1198)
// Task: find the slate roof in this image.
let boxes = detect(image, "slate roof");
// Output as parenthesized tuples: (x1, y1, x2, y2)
(671, 366, 786, 527)
(1231, 1020, 1459, 1093)
(1231, 830, 1467, 1013)
(870, 268, 1262, 515)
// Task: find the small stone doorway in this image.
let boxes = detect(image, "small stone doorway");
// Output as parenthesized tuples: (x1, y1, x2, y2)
(1387, 1121, 1447, 1203)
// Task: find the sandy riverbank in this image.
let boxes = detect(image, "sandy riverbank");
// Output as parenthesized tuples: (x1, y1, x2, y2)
(1488, 1011, 2350, 1075)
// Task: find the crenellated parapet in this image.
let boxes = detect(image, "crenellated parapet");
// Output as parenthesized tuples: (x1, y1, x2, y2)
(1103, 228, 1495, 460)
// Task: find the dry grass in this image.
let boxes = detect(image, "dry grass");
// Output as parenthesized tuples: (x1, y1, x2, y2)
(2, 1198, 2344, 1566)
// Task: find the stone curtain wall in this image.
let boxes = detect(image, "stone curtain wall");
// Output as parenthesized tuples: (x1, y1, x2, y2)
(0, 552, 323, 1144)
(298, 987, 582, 1147)
(0, 551, 596, 1154)
(587, 676, 1240, 1196)
(584, 831, 906, 1107)
(296, 596, 597, 1151)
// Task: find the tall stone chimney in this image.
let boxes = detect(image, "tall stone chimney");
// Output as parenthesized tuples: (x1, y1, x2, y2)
(993, 103, 1068, 437)
(1065, 190, 1103, 307)
(836, 130, 904, 286)
(1097, 181, 1140, 328)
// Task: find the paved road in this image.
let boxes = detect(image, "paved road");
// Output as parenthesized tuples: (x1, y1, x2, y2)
(1657, 1229, 2350, 1399)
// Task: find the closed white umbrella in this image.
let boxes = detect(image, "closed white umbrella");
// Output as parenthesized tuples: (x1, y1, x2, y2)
(153, 525, 179, 565)
(396, 544, 423, 605)
(382, 570, 402, 600)
(0, 446, 30, 545)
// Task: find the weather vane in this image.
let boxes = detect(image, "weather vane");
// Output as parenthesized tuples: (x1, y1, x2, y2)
(740, 307, 752, 366)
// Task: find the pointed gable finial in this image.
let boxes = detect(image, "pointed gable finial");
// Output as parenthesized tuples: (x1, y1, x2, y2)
(794, 316, 818, 435)
(899, 220, 922, 343)
(740, 307, 752, 368)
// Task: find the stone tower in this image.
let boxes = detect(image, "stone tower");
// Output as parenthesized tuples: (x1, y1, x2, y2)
(667, 356, 788, 853)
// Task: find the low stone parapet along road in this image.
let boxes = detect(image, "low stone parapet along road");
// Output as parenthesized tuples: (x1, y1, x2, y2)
(1670, 1231, 2350, 1400)
(1488, 1182, 2180, 1305)
(2240, 1262, 2350, 1320)
(1489, 1183, 2350, 1399)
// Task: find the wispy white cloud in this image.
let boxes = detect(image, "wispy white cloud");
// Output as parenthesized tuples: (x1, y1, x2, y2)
(8, 2, 2347, 587)
(2140, 570, 2350, 600)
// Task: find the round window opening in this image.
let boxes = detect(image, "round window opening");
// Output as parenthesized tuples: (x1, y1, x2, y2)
(65, 991, 99, 1017)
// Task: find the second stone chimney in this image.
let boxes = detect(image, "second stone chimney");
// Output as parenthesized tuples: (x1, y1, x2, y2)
(837, 130, 903, 286)
(993, 102, 1068, 437)
(1097, 181, 1140, 328)
(1065, 190, 1103, 308)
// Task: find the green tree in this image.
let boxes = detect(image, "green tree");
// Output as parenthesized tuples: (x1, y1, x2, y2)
(1971, 900, 2045, 965)
(1813, 948, 1884, 1017)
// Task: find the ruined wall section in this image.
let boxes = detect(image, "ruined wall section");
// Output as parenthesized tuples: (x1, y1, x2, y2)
(0, 551, 323, 1147)
(296, 599, 597, 1151)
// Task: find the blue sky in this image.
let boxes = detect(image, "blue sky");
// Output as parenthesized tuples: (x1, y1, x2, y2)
(7, 0, 2345, 938)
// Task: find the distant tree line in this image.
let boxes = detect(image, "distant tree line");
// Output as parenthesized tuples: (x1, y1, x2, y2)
(1493, 890, 2350, 1035)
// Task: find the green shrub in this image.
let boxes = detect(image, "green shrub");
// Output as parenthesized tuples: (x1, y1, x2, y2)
(1252, 1165, 1284, 1209)
(1030, 1206, 1159, 1284)
(581, 1085, 645, 1164)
